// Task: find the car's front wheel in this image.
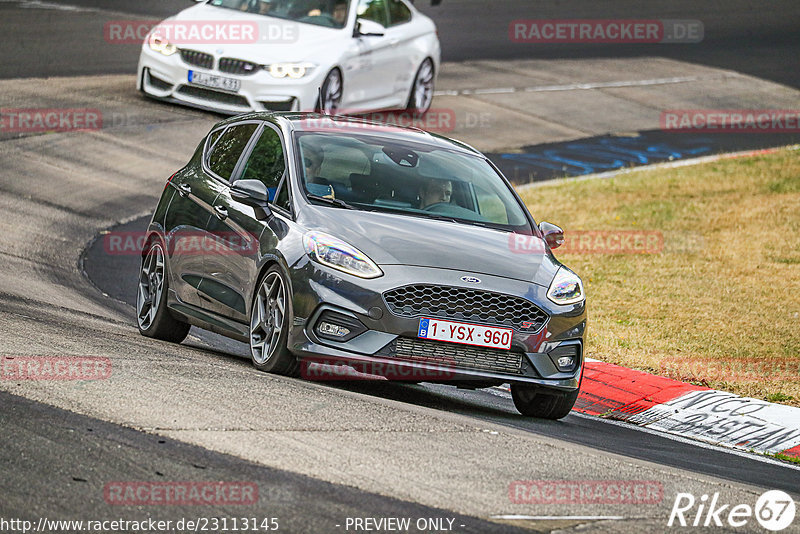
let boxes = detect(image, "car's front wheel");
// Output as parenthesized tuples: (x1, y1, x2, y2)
(317, 69, 342, 115)
(249, 266, 298, 376)
(136, 240, 190, 343)
(406, 58, 434, 116)
(510, 383, 580, 419)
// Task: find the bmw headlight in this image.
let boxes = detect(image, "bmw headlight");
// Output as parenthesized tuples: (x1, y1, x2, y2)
(547, 267, 584, 305)
(148, 30, 177, 56)
(266, 63, 316, 79)
(303, 231, 382, 279)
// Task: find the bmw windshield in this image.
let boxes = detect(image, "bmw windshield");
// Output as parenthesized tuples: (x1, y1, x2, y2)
(207, 0, 351, 28)
(295, 130, 534, 233)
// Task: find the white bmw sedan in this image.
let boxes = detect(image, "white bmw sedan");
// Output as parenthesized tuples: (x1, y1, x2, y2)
(137, 0, 440, 115)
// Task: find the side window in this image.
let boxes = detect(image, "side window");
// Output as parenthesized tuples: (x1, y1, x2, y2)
(387, 0, 410, 25)
(357, 0, 388, 27)
(274, 177, 291, 212)
(206, 123, 258, 181)
(206, 127, 225, 153)
(240, 126, 286, 201)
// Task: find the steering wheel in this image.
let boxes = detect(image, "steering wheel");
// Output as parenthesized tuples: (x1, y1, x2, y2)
(423, 202, 453, 212)
(298, 14, 337, 27)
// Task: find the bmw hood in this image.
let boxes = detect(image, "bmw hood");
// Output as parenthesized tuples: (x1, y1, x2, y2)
(302, 207, 560, 288)
(160, 4, 344, 62)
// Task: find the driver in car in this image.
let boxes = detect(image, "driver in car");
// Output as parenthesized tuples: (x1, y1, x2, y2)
(418, 178, 453, 209)
(307, 0, 348, 25)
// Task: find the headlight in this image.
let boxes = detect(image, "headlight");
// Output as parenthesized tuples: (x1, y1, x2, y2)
(547, 267, 584, 305)
(148, 31, 177, 56)
(266, 63, 316, 79)
(303, 231, 382, 279)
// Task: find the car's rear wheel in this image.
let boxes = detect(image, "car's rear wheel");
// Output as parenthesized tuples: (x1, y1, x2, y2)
(510, 383, 580, 420)
(317, 69, 342, 115)
(136, 241, 190, 343)
(249, 266, 298, 376)
(406, 58, 434, 116)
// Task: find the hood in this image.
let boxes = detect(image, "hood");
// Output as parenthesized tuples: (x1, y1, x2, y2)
(301, 206, 560, 287)
(164, 3, 345, 62)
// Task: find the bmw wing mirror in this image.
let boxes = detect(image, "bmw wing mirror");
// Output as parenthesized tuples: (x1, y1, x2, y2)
(231, 179, 273, 220)
(354, 19, 385, 38)
(539, 221, 564, 250)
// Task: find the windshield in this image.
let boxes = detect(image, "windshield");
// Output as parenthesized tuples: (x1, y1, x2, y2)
(295, 131, 533, 232)
(207, 0, 350, 29)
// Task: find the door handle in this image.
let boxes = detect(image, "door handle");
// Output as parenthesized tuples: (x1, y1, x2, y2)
(214, 205, 228, 220)
(177, 183, 191, 197)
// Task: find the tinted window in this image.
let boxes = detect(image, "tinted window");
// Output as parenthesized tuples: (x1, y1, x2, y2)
(388, 0, 410, 25)
(357, 0, 388, 27)
(240, 126, 286, 198)
(207, 127, 225, 150)
(207, 123, 258, 181)
(210, 0, 351, 29)
(274, 177, 291, 212)
(295, 132, 532, 231)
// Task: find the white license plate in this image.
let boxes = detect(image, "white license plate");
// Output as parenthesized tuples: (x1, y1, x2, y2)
(188, 70, 241, 92)
(417, 318, 512, 350)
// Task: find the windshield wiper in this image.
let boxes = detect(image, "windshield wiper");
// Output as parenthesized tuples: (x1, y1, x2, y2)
(306, 194, 355, 209)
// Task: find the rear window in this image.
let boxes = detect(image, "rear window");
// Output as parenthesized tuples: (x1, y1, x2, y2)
(206, 123, 258, 181)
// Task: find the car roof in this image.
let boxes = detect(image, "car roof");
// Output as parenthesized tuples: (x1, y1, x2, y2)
(214, 112, 482, 156)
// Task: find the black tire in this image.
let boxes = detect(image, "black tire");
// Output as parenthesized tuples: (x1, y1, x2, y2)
(249, 266, 298, 377)
(316, 68, 342, 115)
(510, 383, 580, 420)
(136, 240, 190, 343)
(406, 58, 434, 116)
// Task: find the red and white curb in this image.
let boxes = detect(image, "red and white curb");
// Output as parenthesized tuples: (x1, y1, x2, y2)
(575, 359, 800, 460)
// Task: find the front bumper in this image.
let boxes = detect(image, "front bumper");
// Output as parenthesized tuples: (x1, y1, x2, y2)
(288, 260, 586, 391)
(137, 46, 325, 114)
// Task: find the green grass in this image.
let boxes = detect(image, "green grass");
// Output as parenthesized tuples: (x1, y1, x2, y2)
(517, 146, 800, 406)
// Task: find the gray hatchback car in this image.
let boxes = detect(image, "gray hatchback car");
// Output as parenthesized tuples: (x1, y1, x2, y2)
(137, 112, 586, 419)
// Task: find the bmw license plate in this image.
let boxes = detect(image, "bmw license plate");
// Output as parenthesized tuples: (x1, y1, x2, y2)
(418, 318, 512, 350)
(188, 70, 241, 92)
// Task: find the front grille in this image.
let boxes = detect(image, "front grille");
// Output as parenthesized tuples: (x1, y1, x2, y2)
(386, 337, 524, 375)
(383, 284, 548, 332)
(176, 85, 250, 108)
(180, 49, 214, 70)
(260, 99, 296, 112)
(219, 57, 259, 75)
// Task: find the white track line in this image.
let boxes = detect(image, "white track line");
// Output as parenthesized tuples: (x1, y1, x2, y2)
(433, 75, 727, 97)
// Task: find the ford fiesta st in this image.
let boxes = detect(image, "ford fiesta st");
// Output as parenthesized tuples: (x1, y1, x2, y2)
(136, 113, 586, 419)
(137, 0, 440, 115)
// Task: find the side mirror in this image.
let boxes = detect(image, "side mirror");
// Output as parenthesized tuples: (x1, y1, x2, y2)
(539, 221, 564, 249)
(231, 179, 272, 220)
(354, 18, 385, 37)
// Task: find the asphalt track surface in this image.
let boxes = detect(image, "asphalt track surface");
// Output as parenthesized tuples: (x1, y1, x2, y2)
(2, 0, 800, 532)
(1, 0, 799, 90)
(83, 216, 800, 498)
(0, 390, 527, 533)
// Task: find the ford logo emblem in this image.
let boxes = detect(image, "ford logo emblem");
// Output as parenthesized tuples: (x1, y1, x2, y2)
(461, 276, 481, 284)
